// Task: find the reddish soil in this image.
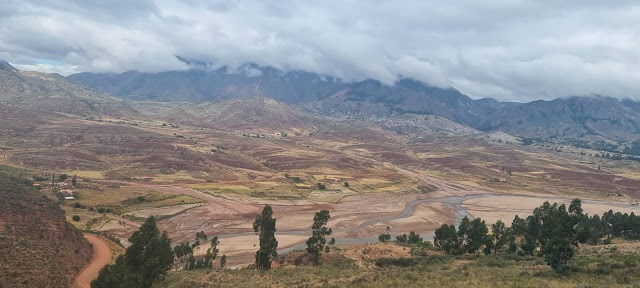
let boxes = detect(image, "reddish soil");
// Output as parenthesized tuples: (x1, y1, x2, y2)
(73, 234, 112, 288)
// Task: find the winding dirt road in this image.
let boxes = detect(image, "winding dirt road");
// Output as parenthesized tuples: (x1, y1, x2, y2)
(73, 234, 112, 288)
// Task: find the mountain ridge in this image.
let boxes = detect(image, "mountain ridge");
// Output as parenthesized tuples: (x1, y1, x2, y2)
(61, 64, 640, 143)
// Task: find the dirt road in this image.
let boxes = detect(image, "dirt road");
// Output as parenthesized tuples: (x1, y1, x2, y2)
(73, 234, 112, 288)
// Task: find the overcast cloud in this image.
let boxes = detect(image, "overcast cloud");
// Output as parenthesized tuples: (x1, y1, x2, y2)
(1, 0, 639, 101)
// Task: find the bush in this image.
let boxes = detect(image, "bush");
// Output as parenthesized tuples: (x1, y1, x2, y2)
(479, 257, 511, 268)
(410, 247, 428, 257)
(317, 183, 326, 190)
(137, 196, 146, 202)
(375, 257, 420, 267)
(378, 233, 391, 243)
(72, 215, 80, 221)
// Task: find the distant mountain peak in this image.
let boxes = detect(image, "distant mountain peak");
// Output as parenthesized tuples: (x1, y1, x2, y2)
(0, 60, 18, 72)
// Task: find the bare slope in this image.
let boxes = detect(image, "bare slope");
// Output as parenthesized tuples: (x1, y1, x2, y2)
(0, 65, 142, 118)
(0, 174, 92, 288)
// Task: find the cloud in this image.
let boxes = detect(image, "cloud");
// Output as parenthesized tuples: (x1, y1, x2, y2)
(1, 0, 639, 102)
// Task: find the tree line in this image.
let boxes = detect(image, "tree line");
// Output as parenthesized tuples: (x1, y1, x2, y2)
(433, 199, 640, 273)
(91, 205, 336, 287)
(92, 199, 638, 287)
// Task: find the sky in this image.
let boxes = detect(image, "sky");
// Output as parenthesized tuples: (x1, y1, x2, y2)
(1, 0, 639, 102)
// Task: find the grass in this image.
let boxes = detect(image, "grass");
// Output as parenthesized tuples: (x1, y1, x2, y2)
(159, 248, 640, 288)
(0, 164, 31, 175)
(454, 181, 483, 188)
(70, 183, 150, 207)
(120, 194, 204, 213)
(188, 184, 252, 193)
(61, 205, 102, 230)
(64, 170, 105, 179)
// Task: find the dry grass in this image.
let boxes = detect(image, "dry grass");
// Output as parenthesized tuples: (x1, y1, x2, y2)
(159, 242, 640, 288)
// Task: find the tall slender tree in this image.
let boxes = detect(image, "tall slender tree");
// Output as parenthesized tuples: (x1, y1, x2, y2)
(253, 205, 278, 270)
(492, 220, 509, 256)
(306, 210, 333, 265)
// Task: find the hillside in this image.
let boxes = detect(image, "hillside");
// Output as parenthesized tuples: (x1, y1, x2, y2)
(130, 97, 332, 132)
(474, 96, 640, 141)
(67, 65, 640, 143)
(0, 173, 92, 288)
(158, 242, 640, 288)
(0, 65, 142, 118)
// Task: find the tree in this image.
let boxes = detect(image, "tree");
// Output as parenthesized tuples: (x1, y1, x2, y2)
(203, 236, 220, 269)
(92, 217, 174, 288)
(253, 205, 278, 270)
(408, 231, 423, 244)
(220, 254, 227, 268)
(434, 224, 459, 254)
(210, 236, 219, 260)
(483, 236, 494, 255)
(492, 220, 509, 256)
(71, 174, 77, 187)
(521, 234, 537, 256)
(511, 215, 527, 235)
(538, 203, 580, 273)
(124, 217, 174, 287)
(91, 255, 136, 288)
(72, 215, 80, 221)
(457, 216, 472, 254)
(58, 174, 68, 182)
(507, 235, 518, 254)
(396, 234, 408, 243)
(457, 217, 488, 255)
(306, 210, 333, 265)
(378, 233, 391, 243)
(173, 243, 193, 270)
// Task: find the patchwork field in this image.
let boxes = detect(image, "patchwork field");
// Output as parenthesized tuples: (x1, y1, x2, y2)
(4, 99, 640, 270)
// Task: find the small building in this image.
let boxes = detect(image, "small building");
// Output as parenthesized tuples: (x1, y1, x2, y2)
(64, 196, 75, 200)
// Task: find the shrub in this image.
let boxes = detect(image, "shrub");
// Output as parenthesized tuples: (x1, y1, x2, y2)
(479, 257, 510, 268)
(375, 257, 420, 267)
(317, 183, 326, 190)
(72, 215, 80, 221)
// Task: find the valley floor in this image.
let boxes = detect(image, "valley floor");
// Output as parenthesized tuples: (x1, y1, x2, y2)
(86, 167, 640, 268)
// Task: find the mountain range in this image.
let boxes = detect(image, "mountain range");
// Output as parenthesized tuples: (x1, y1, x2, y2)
(66, 62, 640, 143)
(1, 59, 638, 144)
